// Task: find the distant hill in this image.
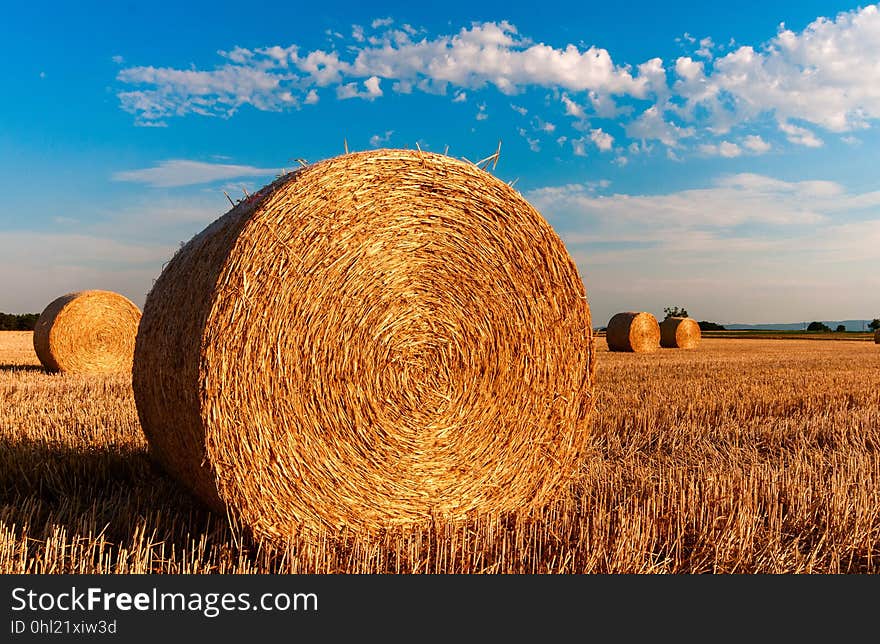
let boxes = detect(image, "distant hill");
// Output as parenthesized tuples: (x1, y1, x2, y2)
(724, 320, 873, 332)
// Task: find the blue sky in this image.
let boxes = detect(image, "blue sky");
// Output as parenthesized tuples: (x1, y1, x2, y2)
(1, 1, 878, 325)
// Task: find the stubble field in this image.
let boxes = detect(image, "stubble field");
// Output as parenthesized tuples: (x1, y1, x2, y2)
(1, 330, 878, 573)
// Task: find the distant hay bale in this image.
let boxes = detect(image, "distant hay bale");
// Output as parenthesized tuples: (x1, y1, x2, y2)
(132, 149, 595, 540)
(875, 329, 880, 344)
(605, 312, 660, 353)
(33, 290, 141, 374)
(660, 317, 701, 349)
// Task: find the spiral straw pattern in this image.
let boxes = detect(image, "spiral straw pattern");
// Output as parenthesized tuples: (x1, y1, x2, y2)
(659, 317, 701, 349)
(33, 290, 142, 374)
(133, 149, 595, 539)
(605, 312, 660, 353)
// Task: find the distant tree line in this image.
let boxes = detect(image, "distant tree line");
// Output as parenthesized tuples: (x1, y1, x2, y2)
(806, 321, 854, 332)
(663, 305, 726, 331)
(663, 306, 688, 319)
(0, 313, 39, 331)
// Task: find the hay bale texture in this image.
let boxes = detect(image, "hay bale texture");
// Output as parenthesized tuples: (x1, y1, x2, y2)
(660, 317, 701, 349)
(33, 290, 141, 373)
(133, 149, 595, 539)
(605, 312, 660, 353)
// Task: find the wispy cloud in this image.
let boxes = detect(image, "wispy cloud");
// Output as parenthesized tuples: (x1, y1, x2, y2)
(528, 172, 878, 233)
(113, 6, 880, 159)
(526, 172, 880, 323)
(671, 5, 880, 138)
(589, 128, 613, 151)
(336, 76, 383, 100)
(0, 232, 175, 312)
(698, 141, 742, 157)
(113, 159, 280, 188)
(742, 135, 771, 154)
(369, 130, 394, 146)
(116, 20, 653, 126)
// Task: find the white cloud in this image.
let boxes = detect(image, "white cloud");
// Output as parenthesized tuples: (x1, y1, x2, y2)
(304, 89, 319, 104)
(113, 6, 880, 154)
(336, 76, 383, 100)
(510, 103, 528, 116)
(625, 106, 695, 146)
(673, 5, 880, 137)
(364, 75, 383, 97)
(524, 174, 880, 323)
(369, 130, 394, 147)
(695, 37, 715, 60)
(742, 135, 771, 153)
(517, 128, 541, 152)
(700, 136, 769, 157)
(476, 102, 488, 120)
(560, 93, 586, 119)
(698, 140, 742, 157)
(347, 21, 651, 96)
(778, 120, 823, 147)
(589, 128, 613, 151)
(113, 159, 280, 188)
(526, 173, 854, 231)
(534, 117, 555, 133)
(117, 62, 298, 124)
(117, 21, 655, 125)
(587, 89, 623, 118)
(717, 141, 741, 157)
(571, 137, 587, 156)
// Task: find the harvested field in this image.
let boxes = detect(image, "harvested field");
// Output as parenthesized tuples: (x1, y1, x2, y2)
(2, 330, 879, 573)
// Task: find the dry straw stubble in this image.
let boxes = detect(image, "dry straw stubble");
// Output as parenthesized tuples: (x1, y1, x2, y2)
(33, 290, 142, 374)
(605, 311, 660, 353)
(660, 317, 701, 349)
(133, 149, 595, 541)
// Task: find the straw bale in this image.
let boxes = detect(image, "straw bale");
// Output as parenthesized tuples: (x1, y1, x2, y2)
(33, 290, 141, 373)
(605, 312, 660, 353)
(132, 149, 595, 538)
(660, 317, 701, 349)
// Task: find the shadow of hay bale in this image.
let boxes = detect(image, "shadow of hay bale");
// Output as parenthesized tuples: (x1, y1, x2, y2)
(0, 437, 229, 550)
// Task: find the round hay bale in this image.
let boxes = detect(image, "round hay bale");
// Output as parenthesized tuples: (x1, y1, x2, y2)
(874, 329, 880, 344)
(660, 317, 701, 349)
(133, 149, 595, 539)
(33, 290, 142, 374)
(605, 312, 660, 353)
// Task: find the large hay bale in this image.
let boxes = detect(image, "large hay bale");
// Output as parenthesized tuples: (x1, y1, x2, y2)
(33, 290, 141, 373)
(875, 329, 880, 344)
(605, 312, 660, 353)
(133, 149, 595, 539)
(660, 317, 701, 349)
